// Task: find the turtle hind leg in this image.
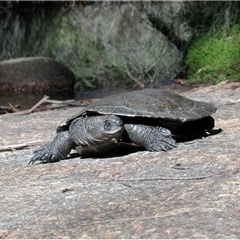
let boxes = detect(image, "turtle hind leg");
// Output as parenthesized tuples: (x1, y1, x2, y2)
(124, 124, 176, 152)
(29, 131, 75, 164)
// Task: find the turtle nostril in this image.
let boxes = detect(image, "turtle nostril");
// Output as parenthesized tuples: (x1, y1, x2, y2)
(104, 120, 112, 131)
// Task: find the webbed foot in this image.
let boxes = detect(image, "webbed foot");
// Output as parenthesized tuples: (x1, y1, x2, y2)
(29, 131, 74, 164)
(29, 144, 61, 164)
(124, 124, 176, 152)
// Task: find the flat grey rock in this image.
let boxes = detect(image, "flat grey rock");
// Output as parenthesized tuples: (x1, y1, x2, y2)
(0, 82, 239, 238)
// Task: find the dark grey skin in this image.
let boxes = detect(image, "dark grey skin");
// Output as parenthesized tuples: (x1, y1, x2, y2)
(30, 115, 175, 164)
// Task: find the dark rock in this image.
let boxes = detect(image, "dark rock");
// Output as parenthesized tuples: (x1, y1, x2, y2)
(0, 57, 75, 93)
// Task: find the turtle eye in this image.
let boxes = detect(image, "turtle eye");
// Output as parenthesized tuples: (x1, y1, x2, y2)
(104, 120, 112, 131)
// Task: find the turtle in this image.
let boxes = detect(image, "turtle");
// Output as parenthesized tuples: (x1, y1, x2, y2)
(29, 89, 218, 164)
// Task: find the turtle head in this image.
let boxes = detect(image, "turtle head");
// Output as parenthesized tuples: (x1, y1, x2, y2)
(85, 115, 124, 142)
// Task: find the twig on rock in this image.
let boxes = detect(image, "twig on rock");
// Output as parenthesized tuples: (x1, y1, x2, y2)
(0, 104, 21, 114)
(8, 102, 20, 113)
(9, 95, 76, 116)
(0, 141, 46, 152)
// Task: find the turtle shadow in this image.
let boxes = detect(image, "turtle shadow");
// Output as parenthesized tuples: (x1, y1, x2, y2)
(173, 127, 222, 142)
(66, 128, 222, 161)
(67, 144, 145, 160)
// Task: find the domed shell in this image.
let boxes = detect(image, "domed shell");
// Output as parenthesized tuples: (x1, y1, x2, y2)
(58, 89, 216, 131)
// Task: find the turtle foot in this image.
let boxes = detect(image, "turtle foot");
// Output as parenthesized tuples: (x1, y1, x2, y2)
(29, 131, 74, 165)
(29, 144, 62, 164)
(124, 124, 176, 152)
(147, 127, 176, 151)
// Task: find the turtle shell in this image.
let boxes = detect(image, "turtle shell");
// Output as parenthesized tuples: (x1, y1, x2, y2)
(58, 89, 216, 131)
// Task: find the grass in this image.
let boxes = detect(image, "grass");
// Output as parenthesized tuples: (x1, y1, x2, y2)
(185, 24, 240, 84)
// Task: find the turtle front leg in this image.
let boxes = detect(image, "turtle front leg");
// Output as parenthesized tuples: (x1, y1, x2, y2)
(29, 131, 75, 164)
(124, 124, 176, 151)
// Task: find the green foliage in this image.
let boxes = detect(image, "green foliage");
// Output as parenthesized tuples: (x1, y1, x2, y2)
(186, 24, 240, 83)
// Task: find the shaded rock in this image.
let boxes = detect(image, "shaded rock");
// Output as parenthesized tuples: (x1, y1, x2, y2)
(0, 57, 75, 94)
(69, 2, 182, 87)
(144, 1, 196, 49)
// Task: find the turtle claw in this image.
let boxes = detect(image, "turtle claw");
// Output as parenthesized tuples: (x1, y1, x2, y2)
(28, 158, 46, 165)
(152, 127, 176, 151)
(29, 131, 73, 165)
(29, 146, 59, 165)
(125, 124, 176, 152)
